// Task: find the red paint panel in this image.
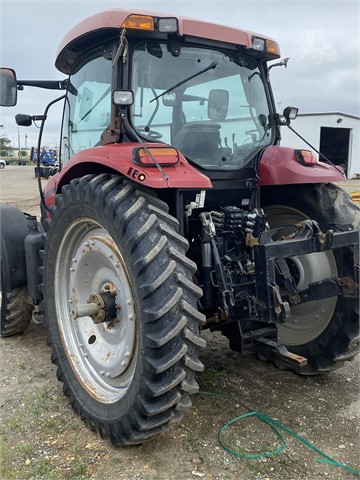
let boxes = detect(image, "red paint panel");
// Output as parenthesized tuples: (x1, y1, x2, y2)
(56, 8, 279, 73)
(259, 146, 345, 186)
(49, 143, 211, 194)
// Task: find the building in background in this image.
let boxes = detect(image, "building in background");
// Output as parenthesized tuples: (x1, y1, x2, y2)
(280, 112, 360, 179)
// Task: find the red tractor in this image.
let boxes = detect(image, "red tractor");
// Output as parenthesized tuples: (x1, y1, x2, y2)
(0, 9, 359, 445)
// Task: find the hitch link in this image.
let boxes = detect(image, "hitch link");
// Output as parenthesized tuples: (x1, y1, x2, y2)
(200, 212, 235, 317)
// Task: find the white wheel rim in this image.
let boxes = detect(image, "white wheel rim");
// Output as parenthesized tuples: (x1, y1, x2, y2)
(55, 217, 137, 403)
(266, 205, 337, 346)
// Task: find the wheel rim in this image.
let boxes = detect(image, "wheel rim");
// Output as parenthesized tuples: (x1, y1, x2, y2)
(266, 205, 337, 346)
(55, 217, 136, 403)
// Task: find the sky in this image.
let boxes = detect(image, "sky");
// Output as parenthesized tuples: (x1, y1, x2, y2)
(0, 0, 359, 149)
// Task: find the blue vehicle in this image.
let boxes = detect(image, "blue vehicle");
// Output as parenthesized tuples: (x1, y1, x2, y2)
(31, 148, 57, 166)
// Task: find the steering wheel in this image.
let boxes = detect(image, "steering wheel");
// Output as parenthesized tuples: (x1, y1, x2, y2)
(138, 127, 163, 139)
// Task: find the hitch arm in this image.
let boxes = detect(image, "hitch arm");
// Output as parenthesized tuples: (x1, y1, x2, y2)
(200, 212, 235, 317)
(209, 237, 235, 316)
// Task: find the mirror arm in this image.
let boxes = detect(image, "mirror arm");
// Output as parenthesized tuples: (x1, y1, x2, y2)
(268, 57, 290, 71)
(17, 79, 68, 90)
(35, 94, 67, 212)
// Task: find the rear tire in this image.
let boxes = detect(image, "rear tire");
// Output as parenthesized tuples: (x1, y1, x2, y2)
(262, 184, 359, 374)
(42, 174, 205, 445)
(0, 258, 32, 337)
(0, 205, 32, 337)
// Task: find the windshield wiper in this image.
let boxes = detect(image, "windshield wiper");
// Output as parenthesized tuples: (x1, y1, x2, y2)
(150, 61, 218, 103)
(78, 85, 111, 123)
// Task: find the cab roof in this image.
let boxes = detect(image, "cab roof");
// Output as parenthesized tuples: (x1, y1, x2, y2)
(56, 8, 280, 74)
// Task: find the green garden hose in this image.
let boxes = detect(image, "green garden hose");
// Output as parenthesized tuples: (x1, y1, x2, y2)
(197, 391, 360, 477)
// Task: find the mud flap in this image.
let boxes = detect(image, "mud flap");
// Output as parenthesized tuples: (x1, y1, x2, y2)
(0, 204, 28, 290)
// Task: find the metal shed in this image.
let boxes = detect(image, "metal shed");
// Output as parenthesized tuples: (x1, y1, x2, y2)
(280, 112, 360, 179)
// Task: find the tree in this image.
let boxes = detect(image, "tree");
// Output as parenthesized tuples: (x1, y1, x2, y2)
(0, 125, 12, 156)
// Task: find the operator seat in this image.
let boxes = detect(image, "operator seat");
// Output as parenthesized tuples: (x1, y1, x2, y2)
(172, 121, 221, 164)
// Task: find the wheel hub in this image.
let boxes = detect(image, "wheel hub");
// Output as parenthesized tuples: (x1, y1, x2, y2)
(71, 288, 119, 325)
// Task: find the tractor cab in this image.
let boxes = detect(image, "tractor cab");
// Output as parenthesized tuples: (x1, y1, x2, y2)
(55, 10, 280, 172)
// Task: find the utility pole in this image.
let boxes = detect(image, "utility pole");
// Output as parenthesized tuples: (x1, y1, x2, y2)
(17, 125, 20, 162)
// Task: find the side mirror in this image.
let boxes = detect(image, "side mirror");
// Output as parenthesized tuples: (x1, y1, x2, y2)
(0, 68, 17, 106)
(283, 106, 298, 123)
(16, 114, 33, 127)
(16, 113, 46, 126)
(258, 114, 269, 132)
(208, 89, 229, 121)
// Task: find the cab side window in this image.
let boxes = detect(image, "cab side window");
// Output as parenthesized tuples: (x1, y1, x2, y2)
(61, 54, 112, 164)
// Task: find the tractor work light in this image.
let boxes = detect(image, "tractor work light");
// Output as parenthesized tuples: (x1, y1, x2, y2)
(133, 146, 180, 167)
(283, 106, 299, 121)
(252, 37, 266, 51)
(121, 14, 155, 31)
(295, 149, 318, 166)
(113, 90, 134, 106)
(158, 18, 178, 33)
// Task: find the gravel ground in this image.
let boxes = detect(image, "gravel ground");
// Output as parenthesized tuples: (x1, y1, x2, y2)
(0, 166, 359, 480)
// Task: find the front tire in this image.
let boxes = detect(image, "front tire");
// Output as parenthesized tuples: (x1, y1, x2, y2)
(42, 174, 205, 445)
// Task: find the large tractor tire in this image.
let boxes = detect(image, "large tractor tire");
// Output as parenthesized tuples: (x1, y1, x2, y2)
(0, 269, 32, 337)
(0, 205, 33, 337)
(41, 174, 205, 445)
(262, 183, 360, 374)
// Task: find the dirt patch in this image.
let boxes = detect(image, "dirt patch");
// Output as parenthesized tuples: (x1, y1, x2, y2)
(0, 165, 48, 216)
(0, 166, 359, 479)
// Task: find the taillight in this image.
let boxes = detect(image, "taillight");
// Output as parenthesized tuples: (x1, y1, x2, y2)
(133, 146, 179, 167)
(121, 15, 155, 31)
(295, 149, 317, 166)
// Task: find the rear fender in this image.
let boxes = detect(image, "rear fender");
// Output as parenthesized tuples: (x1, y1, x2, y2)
(0, 204, 28, 290)
(259, 146, 345, 186)
(44, 143, 212, 210)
